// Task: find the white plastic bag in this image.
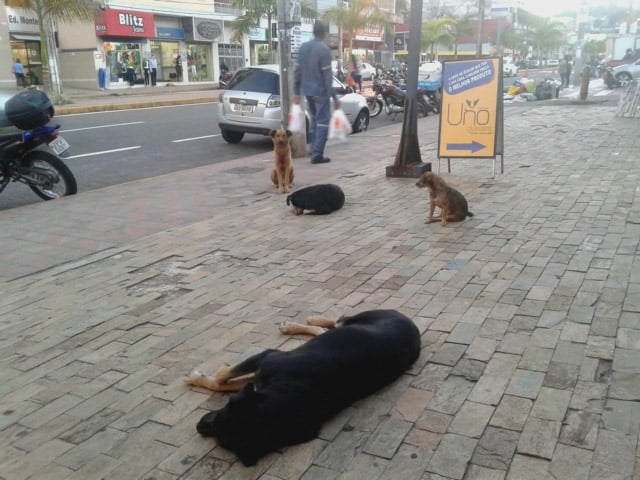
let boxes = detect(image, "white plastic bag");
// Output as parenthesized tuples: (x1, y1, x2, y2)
(288, 104, 305, 134)
(328, 108, 351, 141)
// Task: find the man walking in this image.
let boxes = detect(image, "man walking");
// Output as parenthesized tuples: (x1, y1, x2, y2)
(293, 21, 340, 164)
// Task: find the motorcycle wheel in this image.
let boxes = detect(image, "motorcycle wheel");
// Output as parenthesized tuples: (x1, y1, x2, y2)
(368, 98, 383, 118)
(418, 103, 428, 117)
(23, 150, 78, 200)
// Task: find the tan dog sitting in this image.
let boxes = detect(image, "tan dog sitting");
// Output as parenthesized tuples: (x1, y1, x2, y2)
(270, 129, 294, 193)
(416, 172, 474, 225)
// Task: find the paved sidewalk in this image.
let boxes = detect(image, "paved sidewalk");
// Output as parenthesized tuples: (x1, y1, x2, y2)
(1, 92, 640, 480)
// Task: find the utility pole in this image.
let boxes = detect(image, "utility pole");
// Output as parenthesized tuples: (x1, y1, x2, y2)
(476, 0, 485, 58)
(386, 0, 431, 178)
(277, 0, 306, 157)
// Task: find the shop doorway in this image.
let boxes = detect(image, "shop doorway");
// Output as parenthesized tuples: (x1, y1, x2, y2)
(150, 41, 180, 82)
(218, 43, 244, 73)
(10, 40, 42, 86)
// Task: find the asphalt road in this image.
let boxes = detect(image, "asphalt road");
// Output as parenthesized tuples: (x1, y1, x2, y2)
(0, 102, 440, 211)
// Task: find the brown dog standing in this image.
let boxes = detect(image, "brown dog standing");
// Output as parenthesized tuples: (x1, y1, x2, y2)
(416, 172, 473, 225)
(270, 129, 294, 193)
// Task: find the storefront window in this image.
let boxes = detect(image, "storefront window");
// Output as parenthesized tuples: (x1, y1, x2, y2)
(104, 42, 142, 85)
(11, 40, 42, 86)
(150, 41, 180, 82)
(186, 44, 212, 82)
(218, 43, 244, 72)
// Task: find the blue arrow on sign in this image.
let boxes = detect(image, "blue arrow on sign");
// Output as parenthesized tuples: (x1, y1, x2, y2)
(446, 141, 486, 153)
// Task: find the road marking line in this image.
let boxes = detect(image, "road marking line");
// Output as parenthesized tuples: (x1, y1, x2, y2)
(61, 121, 144, 132)
(64, 146, 141, 159)
(172, 134, 221, 143)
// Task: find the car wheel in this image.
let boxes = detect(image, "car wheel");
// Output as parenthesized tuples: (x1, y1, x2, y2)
(352, 109, 369, 133)
(615, 72, 633, 84)
(221, 129, 244, 144)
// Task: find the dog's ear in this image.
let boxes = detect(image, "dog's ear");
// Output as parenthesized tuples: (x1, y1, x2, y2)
(270, 129, 277, 137)
(286, 129, 292, 137)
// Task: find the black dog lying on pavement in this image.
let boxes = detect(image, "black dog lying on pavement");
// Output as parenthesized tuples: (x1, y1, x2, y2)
(184, 309, 421, 466)
(286, 183, 345, 215)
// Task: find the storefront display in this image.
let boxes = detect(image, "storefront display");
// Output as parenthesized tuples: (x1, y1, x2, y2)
(104, 42, 143, 85)
(186, 44, 211, 81)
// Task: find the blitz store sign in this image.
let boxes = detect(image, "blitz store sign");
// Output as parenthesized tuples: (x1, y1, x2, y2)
(6, 7, 40, 33)
(94, 8, 155, 38)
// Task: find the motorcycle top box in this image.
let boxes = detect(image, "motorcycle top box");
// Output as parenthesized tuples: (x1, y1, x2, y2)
(1, 90, 55, 131)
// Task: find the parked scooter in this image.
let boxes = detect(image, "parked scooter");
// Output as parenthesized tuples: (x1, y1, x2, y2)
(0, 90, 77, 200)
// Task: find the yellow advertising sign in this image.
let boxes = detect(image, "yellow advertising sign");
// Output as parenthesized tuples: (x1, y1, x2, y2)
(438, 58, 503, 158)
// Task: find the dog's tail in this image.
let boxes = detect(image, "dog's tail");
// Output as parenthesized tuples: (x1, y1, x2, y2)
(467, 211, 474, 218)
(286, 194, 292, 206)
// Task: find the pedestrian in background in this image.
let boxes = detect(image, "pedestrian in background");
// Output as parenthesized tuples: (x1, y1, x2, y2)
(149, 55, 158, 86)
(12, 59, 25, 89)
(349, 54, 362, 93)
(175, 55, 183, 82)
(559, 59, 570, 88)
(142, 57, 150, 86)
(293, 21, 340, 164)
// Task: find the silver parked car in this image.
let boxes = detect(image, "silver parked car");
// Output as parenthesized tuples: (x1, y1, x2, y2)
(613, 59, 640, 84)
(218, 64, 370, 144)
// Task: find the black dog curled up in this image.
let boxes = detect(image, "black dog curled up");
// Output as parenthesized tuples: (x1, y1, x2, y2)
(286, 183, 345, 215)
(184, 309, 421, 466)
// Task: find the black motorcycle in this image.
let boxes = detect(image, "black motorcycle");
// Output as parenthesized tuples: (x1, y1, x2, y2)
(0, 90, 77, 200)
(367, 80, 436, 119)
(602, 66, 623, 89)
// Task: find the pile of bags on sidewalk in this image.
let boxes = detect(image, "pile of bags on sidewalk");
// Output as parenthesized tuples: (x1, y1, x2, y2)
(504, 78, 561, 103)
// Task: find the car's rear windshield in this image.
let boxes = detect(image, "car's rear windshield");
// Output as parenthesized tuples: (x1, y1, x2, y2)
(227, 69, 280, 94)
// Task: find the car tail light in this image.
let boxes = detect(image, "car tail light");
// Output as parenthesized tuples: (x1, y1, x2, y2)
(266, 95, 280, 108)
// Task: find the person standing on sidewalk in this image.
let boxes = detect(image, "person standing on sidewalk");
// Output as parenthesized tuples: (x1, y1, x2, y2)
(142, 57, 150, 86)
(293, 21, 340, 164)
(12, 59, 25, 89)
(149, 55, 158, 86)
(175, 55, 183, 82)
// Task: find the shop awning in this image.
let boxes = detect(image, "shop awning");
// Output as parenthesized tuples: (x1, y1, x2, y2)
(11, 33, 41, 41)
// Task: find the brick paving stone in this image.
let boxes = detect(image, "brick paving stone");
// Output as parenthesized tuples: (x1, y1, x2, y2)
(518, 346, 554, 372)
(560, 322, 591, 343)
(363, 416, 412, 459)
(334, 452, 388, 480)
(530, 328, 561, 349)
(469, 375, 510, 406)
(416, 410, 453, 434)
(489, 395, 533, 431)
(550, 445, 594, 479)
(430, 343, 468, 366)
(428, 376, 475, 415)
(559, 410, 600, 449)
(505, 369, 545, 399)
(404, 427, 442, 450)
(616, 328, 640, 350)
(464, 465, 506, 480)
(592, 429, 637, 477)
(530, 387, 572, 421)
(447, 323, 481, 345)
(451, 358, 486, 381)
(392, 387, 434, 423)
(448, 401, 494, 438)
(378, 443, 433, 480)
(426, 433, 477, 480)
(471, 426, 519, 471)
(543, 362, 580, 389)
(465, 337, 498, 362)
(552, 341, 586, 366)
(517, 417, 561, 459)
(497, 332, 530, 355)
(505, 454, 550, 480)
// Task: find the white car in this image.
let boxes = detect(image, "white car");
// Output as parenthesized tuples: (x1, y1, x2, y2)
(547, 59, 560, 67)
(218, 64, 370, 144)
(358, 62, 377, 80)
(503, 62, 519, 77)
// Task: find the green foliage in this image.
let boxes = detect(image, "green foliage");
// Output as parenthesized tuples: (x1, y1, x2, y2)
(421, 18, 456, 55)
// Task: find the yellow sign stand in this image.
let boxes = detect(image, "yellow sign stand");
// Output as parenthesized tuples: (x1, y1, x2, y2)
(437, 57, 504, 175)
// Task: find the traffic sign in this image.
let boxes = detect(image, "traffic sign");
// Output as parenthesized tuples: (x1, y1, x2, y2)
(438, 57, 503, 160)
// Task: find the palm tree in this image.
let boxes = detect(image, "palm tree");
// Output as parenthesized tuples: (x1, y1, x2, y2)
(230, 0, 315, 64)
(321, 0, 390, 61)
(6, 0, 97, 94)
(452, 15, 474, 58)
(421, 18, 455, 60)
(528, 17, 565, 63)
